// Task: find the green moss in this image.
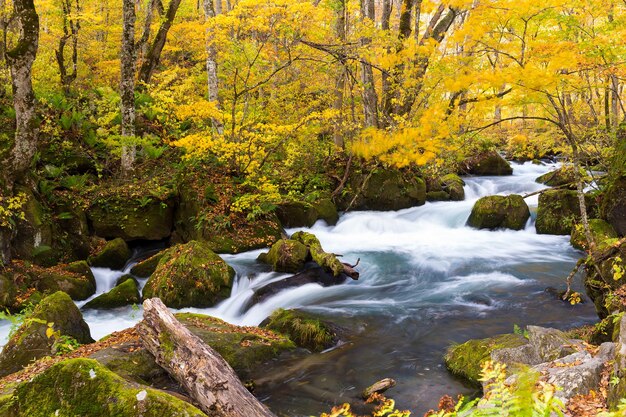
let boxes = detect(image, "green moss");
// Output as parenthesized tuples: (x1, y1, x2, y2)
(175, 313, 295, 378)
(444, 333, 528, 385)
(426, 191, 450, 201)
(467, 195, 530, 230)
(441, 174, 465, 201)
(37, 262, 96, 301)
(0, 275, 17, 311)
(570, 219, 618, 251)
(312, 198, 339, 225)
(535, 165, 584, 189)
(143, 241, 235, 308)
(276, 201, 318, 228)
(260, 239, 310, 273)
(204, 218, 282, 254)
(129, 252, 164, 277)
(6, 358, 206, 417)
(536, 190, 599, 235)
(263, 308, 336, 352)
(0, 292, 93, 378)
(464, 151, 513, 176)
(88, 238, 131, 270)
(83, 279, 140, 310)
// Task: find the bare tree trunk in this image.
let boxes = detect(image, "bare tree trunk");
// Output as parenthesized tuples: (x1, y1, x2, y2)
(137, 0, 182, 85)
(611, 75, 620, 129)
(5, 0, 39, 180)
(138, 298, 277, 417)
(55, 0, 80, 95)
(121, 0, 136, 177)
(333, 0, 346, 147)
(214, 0, 221, 14)
(204, 0, 223, 134)
(359, 0, 378, 128)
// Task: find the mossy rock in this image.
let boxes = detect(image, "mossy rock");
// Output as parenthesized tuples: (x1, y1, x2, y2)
(115, 274, 138, 287)
(87, 197, 175, 241)
(536, 190, 599, 235)
(441, 174, 465, 201)
(129, 251, 164, 277)
(262, 308, 337, 352)
(463, 151, 513, 176)
(175, 313, 296, 378)
(2, 358, 206, 417)
(11, 187, 54, 264)
(570, 219, 618, 251)
(36, 260, 97, 301)
(88, 238, 131, 270)
(143, 241, 235, 308)
(0, 292, 93, 378)
(466, 195, 530, 230)
(602, 176, 626, 237)
(444, 333, 528, 385)
(535, 165, 584, 189)
(258, 239, 310, 273)
(83, 279, 141, 310)
(0, 275, 17, 311)
(276, 201, 318, 228)
(426, 191, 450, 202)
(583, 242, 626, 318)
(312, 198, 339, 225)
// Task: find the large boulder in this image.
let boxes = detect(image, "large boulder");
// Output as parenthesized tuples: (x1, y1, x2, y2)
(1, 358, 206, 417)
(129, 251, 165, 277)
(444, 333, 529, 385)
(262, 308, 338, 352)
(0, 274, 17, 311)
(337, 169, 426, 211)
(602, 176, 626, 236)
(570, 219, 618, 251)
(584, 240, 626, 318)
(535, 165, 583, 189)
(175, 313, 295, 378)
(275, 201, 318, 228)
(535, 190, 598, 235)
(441, 174, 465, 201)
(466, 195, 530, 230)
(258, 239, 310, 273)
(36, 260, 97, 300)
(87, 196, 175, 241)
(462, 151, 513, 176)
(83, 279, 141, 310)
(0, 292, 93, 378)
(312, 198, 339, 225)
(142, 241, 235, 308)
(88, 238, 131, 270)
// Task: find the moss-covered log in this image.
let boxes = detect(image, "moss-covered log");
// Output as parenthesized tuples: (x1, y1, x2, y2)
(138, 298, 276, 417)
(291, 231, 359, 279)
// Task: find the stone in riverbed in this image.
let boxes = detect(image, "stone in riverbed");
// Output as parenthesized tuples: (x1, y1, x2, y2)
(257, 239, 310, 273)
(262, 308, 338, 352)
(142, 241, 235, 308)
(535, 165, 584, 189)
(570, 218, 617, 251)
(535, 189, 598, 235)
(129, 251, 164, 277)
(83, 279, 141, 310)
(0, 292, 93, 378)
(466, 194, 530, 230)
(36, 260, 97, 301)
(88, 238, 131, 270)
(462, 151, 513, 176)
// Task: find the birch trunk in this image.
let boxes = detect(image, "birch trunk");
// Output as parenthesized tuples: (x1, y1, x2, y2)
(120, 0, 136, 177)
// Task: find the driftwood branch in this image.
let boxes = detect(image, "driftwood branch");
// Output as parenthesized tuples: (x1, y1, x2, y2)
(138, 298, 276, 417)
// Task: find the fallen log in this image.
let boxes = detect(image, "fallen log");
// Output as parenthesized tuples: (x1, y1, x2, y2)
(292, 231, 359, 279)
(138, 298, 276, 417)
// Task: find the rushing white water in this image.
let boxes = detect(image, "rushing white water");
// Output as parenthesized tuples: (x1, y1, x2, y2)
(0, 161, 598, 415)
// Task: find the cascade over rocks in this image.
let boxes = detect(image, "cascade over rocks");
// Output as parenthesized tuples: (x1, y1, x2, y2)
(88, 238, 131, 270)
(142, 240, 235, 308)
(83, 278, 141, 309)
(466, 194, 530, 230)
(0, 291, 93, 378)
(462, 151, 513, 176)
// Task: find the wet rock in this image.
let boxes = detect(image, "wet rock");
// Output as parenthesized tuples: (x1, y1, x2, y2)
(444, 333, 529, 385)
(535, 190, 598, 235)
(142, 241, 235, 308)
(37, 260, 97, 300)
(87, 196, 175, 241)
(129, 251, 164, 277)
(426, 191, 450, 202)
(251, 267, 349, 305)
(462, 151, 513, 176)
(88, 238, 131, 270)
(583, 240, 626, 318)
(466, 194, 530, 230)
(570, 218, 617, 251)
(312, 198, 339, 225)
(276, 201, 318, 228)
(535, 165, 584, 189)
(83, 279, 141, 310)
(0, 292, 93, 378)
(1, 358, 206, 417)
(258, 239, 310, 273)
(262, 308, 339, 352)
(441, 174, 465, 201)
(361, 378, 396, 399)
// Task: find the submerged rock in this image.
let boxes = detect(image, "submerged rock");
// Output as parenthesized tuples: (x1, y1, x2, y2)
(142, 241, 235, 308)
(535, 189, 598, 235)
(0, 358, 206, 417)
(262, 308, 339, 352)
(88, 238, 131, 270)
(462, 151, 513, 176)
(258, 239, 310, 273)
(0, 292, 93, 378)
(466, 194, 530, 230)
(83, 279, 141, 310)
